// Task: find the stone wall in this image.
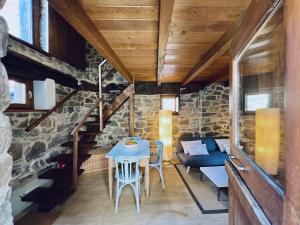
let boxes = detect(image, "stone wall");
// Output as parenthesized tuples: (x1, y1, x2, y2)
(6, 85, 98, 189)
(173, 93, 201, 149)
(5, 41, 130, 190)
(0, 15, 13, 225)
(5, 41, 92, 189)
(133, 84, 229, 153)
(85, 44, 130, 147)
(200, 84, 230, 137)
(134, 95, 160, 149)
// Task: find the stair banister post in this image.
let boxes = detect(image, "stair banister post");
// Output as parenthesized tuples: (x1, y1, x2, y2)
(72, 130, 79, 189)
(98, 59, 106, 131)
(129, 81, 135, 136)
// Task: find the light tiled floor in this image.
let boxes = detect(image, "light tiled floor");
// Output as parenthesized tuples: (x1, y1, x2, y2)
(51, 165, 228, 225)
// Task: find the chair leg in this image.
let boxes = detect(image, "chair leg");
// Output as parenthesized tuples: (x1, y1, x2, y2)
(139, 179, 141, 196)
(159, 166, 165, 190)
(186, 166, 190, 174)
(135, 181, 140, 213)
(115, 181, 120, 213)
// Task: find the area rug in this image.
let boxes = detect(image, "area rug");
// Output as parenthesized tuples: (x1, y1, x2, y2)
(174, 164, 228, 214)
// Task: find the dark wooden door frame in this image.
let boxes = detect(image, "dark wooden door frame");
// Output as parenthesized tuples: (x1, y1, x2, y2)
(229, 1, 284, 225)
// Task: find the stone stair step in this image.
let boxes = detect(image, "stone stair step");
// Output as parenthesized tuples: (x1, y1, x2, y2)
(61, 140, 97, 147)
(38, 168, 84, 180)
(21, 187, 74, 211)
(78, 130, 101, 136)
(50, 153, 91, 163)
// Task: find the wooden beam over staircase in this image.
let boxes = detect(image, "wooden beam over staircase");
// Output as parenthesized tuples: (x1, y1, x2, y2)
(103, 85, 134, 122)
(48, 0, 133, 83)
(157, 0, 175, 86)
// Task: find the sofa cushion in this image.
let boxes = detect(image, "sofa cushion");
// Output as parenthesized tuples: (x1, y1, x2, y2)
(176, 135, 199, 153)
(189, 144, 209, 156)
(177, 151, 229, 168)
(200, 137, 218, 153)
(181, 140, 203, 154)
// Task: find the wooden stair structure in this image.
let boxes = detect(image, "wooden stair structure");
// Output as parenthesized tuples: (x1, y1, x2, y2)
(21, 84, 134, 212)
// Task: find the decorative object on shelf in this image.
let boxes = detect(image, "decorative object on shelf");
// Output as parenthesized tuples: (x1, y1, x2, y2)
(33, 78, 56, 110)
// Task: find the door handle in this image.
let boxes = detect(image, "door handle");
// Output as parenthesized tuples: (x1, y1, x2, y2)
(230, 155, 247, 172)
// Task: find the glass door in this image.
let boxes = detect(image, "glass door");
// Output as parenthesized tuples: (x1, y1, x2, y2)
(231, 3, 284, 225)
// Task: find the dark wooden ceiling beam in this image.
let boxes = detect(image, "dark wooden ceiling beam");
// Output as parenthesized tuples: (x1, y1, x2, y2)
(135, 81, 205, 95)
(204, 68, 229, 86)
(157, 0, 175, 86)
(48, 0, 133, 83)
(181, 15, 244, 86)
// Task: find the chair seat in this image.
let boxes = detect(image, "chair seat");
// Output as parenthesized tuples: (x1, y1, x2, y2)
(149, 159, 159, 165)
(116, 171, 142, 183)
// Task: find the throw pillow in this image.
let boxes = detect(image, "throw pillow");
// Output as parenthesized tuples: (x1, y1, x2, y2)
(223, 143, 230, 154)
(181, 140, 202, 155)
(189, 144, 209, 156)
(215, 139, 229, 152)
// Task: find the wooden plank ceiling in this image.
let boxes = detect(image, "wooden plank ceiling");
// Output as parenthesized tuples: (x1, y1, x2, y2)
(78, 0, 159, 82)
(76, 0, 251, 84)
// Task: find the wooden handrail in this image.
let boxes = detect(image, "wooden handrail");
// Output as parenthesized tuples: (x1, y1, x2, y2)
(71, 98, 102, 136)
(25, 89, 79, 132)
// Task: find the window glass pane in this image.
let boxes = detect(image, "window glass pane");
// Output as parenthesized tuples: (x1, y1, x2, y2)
(9, 80, 26, 104)
(162, 98, 176, 111)
(237, 7, 284, 187)
(40, 0, 49, 52)
(245, 93, 270, 112)
(0, 0, 33, 44)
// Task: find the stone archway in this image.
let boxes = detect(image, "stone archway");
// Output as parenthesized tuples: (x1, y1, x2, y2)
(0, 0, 13, 224)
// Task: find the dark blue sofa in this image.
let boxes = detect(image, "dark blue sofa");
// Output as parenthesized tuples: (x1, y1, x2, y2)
(177, 136, 229, 168)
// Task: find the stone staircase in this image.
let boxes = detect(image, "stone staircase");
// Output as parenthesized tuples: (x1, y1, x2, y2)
(21, 85, 134, 212)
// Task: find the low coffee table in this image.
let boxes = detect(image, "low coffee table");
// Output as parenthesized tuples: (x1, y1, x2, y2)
(200, 166, 228, 201)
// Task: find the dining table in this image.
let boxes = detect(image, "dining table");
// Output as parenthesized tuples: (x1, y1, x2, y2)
(106, 139, 150, 200)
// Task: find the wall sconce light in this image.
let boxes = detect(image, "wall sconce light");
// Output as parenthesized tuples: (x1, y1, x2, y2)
(255, 108, 280, 175)
(159, 110, 173, 160)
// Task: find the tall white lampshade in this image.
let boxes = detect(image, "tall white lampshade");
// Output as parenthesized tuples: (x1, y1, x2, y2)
(255, 108, 280, 175)
(159, 110, 173, 160)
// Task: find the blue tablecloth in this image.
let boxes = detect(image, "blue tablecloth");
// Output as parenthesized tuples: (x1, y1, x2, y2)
(106, 140, 150, 159)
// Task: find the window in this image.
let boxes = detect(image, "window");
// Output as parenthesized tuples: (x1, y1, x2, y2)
(8, 76, 33, 109)
(244, 92, 271, 113)
(160, 95, 179, 113)
(0, 0, 49, 51)
(0, 0, 33, 44)
(236, 6, 285, 187)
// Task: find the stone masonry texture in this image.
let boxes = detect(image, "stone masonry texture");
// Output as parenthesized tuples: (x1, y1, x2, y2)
(0, 15, 13, 225)
(6, 42, 129, 190)
(134, 84, 229, 154)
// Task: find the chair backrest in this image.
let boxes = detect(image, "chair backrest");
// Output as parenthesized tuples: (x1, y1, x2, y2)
(123, 136, 142, 141)
(115, 156, 140, 183)
(156, 141, 164, 164)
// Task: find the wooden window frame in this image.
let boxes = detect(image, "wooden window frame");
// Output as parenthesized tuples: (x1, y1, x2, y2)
(4, 0, 42, 49)
(160, 94, 179, 115)
(8, 76, 34, 110)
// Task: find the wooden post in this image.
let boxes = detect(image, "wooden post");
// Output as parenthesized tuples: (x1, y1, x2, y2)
(129, 84, 135, 136)
(72, 131, 78, 189)
(283, 0, 300, 224)
(99, 59, 106, 131)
